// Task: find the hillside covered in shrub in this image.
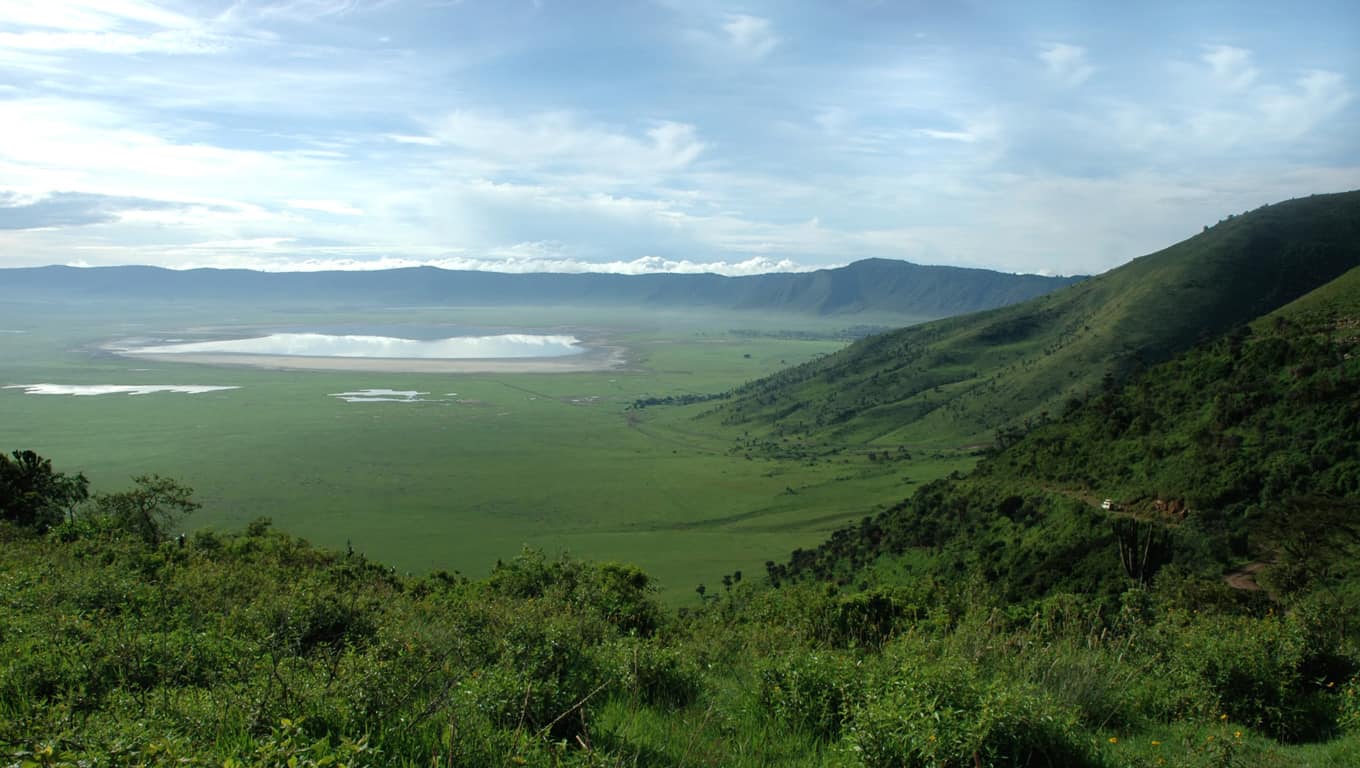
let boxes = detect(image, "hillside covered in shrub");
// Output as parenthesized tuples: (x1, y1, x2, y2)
(770, 266, 1360, 609)
(3, 510, 1360, 767)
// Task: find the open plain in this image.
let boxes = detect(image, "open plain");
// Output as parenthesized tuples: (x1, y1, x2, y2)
(0, 301, 963, 600)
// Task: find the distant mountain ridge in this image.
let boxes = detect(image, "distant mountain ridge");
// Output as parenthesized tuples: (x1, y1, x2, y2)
(0, 259, 1080, 318)
(715, 191, 1360, 445)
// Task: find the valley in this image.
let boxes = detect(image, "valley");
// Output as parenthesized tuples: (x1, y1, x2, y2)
(3, 193, 1360, 766)
(0, 301, 971, 600)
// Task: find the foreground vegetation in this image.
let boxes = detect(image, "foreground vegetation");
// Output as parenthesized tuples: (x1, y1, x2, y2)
(3, 510, 1359, 767)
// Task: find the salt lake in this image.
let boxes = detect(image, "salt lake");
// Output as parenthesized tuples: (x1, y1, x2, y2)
(120, 332, 585, 359)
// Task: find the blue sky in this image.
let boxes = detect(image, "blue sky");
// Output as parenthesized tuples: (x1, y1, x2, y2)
(0, 1, 1356, 276)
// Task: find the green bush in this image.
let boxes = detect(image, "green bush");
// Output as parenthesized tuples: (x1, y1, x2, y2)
(261, 588, 379, 656)
(830, 588, 921, 649)
(842, 656, 1092, 767)
(460, 613, 606, 740)
(488, 550, 663, 637)
(757, 649, 866, 740)
(1158, 611, 1336, 741)
(597, 636, 702, 709)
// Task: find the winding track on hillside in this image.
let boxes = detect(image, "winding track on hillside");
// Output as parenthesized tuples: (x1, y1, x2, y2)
(1041, 485, 1273, 592)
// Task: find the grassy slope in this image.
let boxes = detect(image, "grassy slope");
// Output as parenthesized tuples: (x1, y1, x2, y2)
(714, 191, 1360, 447)
(771, 264, 1360, 606)
(990, 265, 1360, 507)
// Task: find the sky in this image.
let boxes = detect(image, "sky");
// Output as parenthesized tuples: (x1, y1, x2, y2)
(0, 0, 1357, 277)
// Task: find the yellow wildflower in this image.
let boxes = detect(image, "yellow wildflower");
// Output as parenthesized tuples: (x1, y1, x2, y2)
(1108, 737, 1118, 744)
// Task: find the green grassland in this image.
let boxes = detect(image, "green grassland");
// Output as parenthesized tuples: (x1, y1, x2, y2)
(0, 301, 962, 601)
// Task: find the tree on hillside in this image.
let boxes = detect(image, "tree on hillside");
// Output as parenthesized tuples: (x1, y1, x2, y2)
(1259, 495, 1360, 595)
(95, 474, 200, 543)
(0, 449, 89, 530)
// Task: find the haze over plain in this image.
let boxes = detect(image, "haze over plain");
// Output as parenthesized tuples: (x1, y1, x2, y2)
(1, 0, 1357, 277)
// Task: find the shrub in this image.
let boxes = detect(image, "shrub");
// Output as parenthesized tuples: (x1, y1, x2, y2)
(757, 649, 866, 740)
(263, 588, 379, 655)
(460, 612, 606, 740)
(1158, 611, 1337, 741)
(830, 588, 921, 649)
(488, 550, 663, 637)
(842, 656, 1092, 767)
(597, 636, 702, 709)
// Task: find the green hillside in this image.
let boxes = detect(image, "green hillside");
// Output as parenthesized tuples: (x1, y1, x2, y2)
(770, 264, 1360, 604)
(715, 191, 1360, 447)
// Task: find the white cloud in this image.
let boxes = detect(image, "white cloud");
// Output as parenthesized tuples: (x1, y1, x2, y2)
(0, 97, 370, 234)
(1039, 43, 1093, 87)
(428, 111, 705, 178)
(916, 128, 977, 143)
(288, 199, 365, 216)
(1203, 45, 1258, 91)
(243, 0, 392, 22)
(0, 0, 198, 32)
(1256, 69, 1353, 139)
(0, 0, 225, 57)
(0, 29, 223, 55)
(383, 133, 441, 146)
(53, 240, 817, 276)
(722, 14, 778, 58)
(0, 99, 280, 184)
(0, 1, 1354, 280)
(1062, 51, 1354, 167)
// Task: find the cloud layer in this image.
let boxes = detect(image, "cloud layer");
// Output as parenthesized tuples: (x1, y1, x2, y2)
(0, 1, 1356, 276)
